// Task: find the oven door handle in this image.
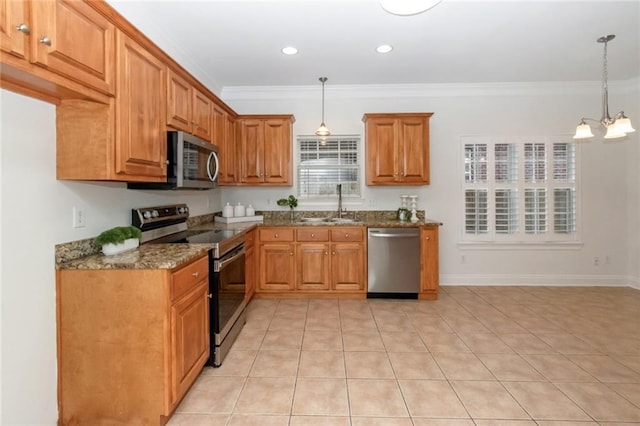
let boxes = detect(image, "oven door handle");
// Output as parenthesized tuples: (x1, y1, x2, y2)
(215, 248, 245, 272)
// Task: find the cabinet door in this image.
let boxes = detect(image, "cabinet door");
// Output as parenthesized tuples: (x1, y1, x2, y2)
(258, 242, 295, 291)
(244, 229, 257, 301)
(115, 31, 166, 179)
(297, 243, 330, 291)
(365, 117, 398, 184)
(263, 118, 292, 184)
(331, 242, 365, 291)
(30, 0, 115, 95)
(167, 69, 192, 132)
(420, 226, 439, 299)
(192, 88, 212, 141)
(238, 119, 264, 184)
(400, 117, 430, 184)
(219, 112, 237, 184)
(171, 281, 210, 404)
(0, 0, 29, 59)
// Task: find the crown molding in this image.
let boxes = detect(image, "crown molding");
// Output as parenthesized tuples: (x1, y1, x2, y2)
(221, 77, 640, 101)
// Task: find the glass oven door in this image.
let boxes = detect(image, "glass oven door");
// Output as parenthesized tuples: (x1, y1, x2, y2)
(211, 244, 246, 337)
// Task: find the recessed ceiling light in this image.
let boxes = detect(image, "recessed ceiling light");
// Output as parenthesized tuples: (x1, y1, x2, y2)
(380, 0, 442, 16)
(281, 46, 298, 55)
(376, 44, 393, 54)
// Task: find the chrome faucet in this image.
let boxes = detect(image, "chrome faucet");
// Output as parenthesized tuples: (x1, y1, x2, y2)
(337, 184, 343, 218)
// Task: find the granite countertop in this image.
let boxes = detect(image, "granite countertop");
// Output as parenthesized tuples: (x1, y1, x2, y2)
(57, 211, 442, 271)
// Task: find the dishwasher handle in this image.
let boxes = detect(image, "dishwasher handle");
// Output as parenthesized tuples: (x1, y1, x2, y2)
(369, 230, 419, 238)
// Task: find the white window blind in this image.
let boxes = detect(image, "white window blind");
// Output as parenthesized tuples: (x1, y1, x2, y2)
(461, 136, 578, 243)
(297, 136, 360, 198)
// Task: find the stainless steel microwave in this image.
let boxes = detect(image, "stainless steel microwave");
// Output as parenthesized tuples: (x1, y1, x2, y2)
(128, 131, 219, 190)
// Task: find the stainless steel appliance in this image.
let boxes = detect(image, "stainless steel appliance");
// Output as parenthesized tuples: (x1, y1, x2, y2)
(133, 204, 246, 367)
(128, 131, 219, 190)
(367, 227, 420, 298)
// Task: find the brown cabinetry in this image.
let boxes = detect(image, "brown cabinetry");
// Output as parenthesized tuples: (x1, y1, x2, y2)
(56, 30, 167, 182)
(57, 255, 210, 424)
(420, 226, 439, 300)
(166, 69, 212, 141)
(1, 0, 115, 97)
(237, 115, 294, 185)
(245, 228, 257, 301)
(257, 226, 366, 296)
(216, 104, 238, 184)
(363, 113, 433, 185)
(258, 228, 296, 291)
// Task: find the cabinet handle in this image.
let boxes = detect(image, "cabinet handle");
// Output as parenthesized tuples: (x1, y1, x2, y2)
(332, 251, 336, 255)
(39, 36, 51, 46)
(192, 272, 199, 277)
(324, 251, 328, 255)
(16, 23, 30, 35)
(345, 233, 349, 238)
(274, 233, 279, 238)
(311, 233, 315, 237)
(289, 252, 294, 256)
(426, 236, 430, 240)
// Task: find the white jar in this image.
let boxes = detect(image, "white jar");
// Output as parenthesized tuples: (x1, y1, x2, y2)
(246, 204, 255, 217)
(222, 202, 234, 218)
(234, 202, 245, 217)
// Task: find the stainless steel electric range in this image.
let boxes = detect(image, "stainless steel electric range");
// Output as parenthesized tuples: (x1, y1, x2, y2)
(132, 204, 247, 367)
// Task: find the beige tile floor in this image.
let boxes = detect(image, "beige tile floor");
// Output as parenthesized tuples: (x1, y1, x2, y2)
(168, 286, 640, 426)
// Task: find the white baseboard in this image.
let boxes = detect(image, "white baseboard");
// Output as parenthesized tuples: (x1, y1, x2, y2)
(441, 274, 633, 287)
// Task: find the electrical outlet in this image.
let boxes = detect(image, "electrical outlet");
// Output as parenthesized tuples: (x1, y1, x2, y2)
(605, 256, 611, 265)
(72, 207, 86, 228)
(368, 199, 376, 205)
(461, 255, 466, 264)
(593, 256, 599, 266)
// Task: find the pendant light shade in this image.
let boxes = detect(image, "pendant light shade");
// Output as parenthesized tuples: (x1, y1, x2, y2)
(315, 77, 330, 137)
(573, 34, 634, 140)
(380, 0, 442, 16)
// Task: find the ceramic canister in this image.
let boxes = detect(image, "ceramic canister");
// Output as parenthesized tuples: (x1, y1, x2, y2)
(222, 202, 234, 218)
(234, 202, 245, 217)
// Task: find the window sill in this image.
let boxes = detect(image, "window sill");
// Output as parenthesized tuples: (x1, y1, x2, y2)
(457, 241, 584, 250)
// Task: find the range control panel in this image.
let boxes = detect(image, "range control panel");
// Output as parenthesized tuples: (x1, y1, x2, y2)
(132, 204, 190, 230)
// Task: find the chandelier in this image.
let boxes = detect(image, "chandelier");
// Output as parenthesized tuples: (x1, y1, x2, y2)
(574, 34, 635, 140)
(315, 77, 330, 137)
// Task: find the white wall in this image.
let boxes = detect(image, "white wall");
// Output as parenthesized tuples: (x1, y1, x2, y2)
(0, 90, 221, 425)
(222, 80, 640, 287)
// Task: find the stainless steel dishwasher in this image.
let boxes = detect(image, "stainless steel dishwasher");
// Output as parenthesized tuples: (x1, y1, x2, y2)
(367, 228, 420, 298)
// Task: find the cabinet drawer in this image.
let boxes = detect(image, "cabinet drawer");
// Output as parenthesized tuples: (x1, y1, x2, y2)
(296, 228, 329, 242)
(259, 228, 294, 242)
(172, 256, 208, 301)
(331, 227, 364, 242)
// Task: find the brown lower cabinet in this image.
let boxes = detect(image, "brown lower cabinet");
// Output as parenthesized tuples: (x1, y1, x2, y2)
(420, 225, 439, 300)
(56, 255, 209, 425)
(257, 227, 366, 297)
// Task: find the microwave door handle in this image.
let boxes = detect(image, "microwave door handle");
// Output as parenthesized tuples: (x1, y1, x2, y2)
(207, 152, 220, 182)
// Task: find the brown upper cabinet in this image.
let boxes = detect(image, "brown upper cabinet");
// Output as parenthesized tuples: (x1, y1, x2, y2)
(216, 105, 238, 185)
(1, 0, 115, 98)
(363, 113, 433, 185)
(56, 30, 167, 182)
(237, 115, 294, 186)
(167, 69, 212, 142)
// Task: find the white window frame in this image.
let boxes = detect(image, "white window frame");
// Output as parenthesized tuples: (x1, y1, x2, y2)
(460, 135, 581, 246)
(296, 135, 361, 200)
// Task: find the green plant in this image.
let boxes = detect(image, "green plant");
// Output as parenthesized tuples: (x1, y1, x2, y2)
(95, 226, 142, 246)
(277, 195, 298, 210)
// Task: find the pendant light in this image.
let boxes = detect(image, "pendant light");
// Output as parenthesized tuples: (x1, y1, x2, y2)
(573, 35, 635, 140)
(380, 0, 442, 16)
(315, 77, 330, 137)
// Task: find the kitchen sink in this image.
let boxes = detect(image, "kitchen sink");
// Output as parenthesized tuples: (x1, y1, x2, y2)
(297, 217, 362, 224)
(328, 218, 358, 223)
